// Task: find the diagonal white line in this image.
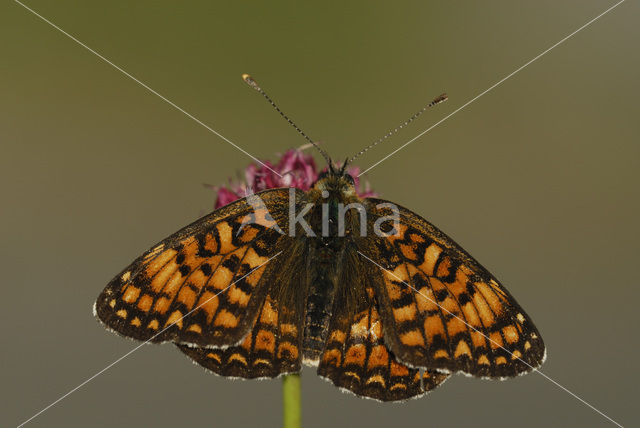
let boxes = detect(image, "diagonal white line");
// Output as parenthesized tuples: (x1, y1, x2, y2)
(357, 251, 624, 427)
(16, 252, 282, 428)
(14, 0, 283, 178)
(359, 0, 626, 177)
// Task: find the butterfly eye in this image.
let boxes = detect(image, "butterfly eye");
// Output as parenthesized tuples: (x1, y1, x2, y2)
(344, 174, 355, 186)
(317, 170, 329, 181)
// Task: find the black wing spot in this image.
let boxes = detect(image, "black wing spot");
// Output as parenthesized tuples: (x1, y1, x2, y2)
(435, 289, 449, 302)
(179, 264, 190, 276)
(200, 263, 212, 276)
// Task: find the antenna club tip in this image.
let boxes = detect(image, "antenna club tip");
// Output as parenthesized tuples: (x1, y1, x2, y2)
(242, 73, 261, 91)
(435, 93, 448, 103)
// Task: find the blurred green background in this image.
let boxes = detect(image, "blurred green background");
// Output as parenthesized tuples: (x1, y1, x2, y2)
(1, 1, 638, 427)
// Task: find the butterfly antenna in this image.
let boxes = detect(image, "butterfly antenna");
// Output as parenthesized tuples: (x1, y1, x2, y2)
(348, 93, 448, 164)
(242, 74, 334, 169)
(339, 157, 349, 174)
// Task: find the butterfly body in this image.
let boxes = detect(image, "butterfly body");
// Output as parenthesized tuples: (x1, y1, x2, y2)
(292, 173, 368, 365)
(301, 260, 337, 365)
(96, 169, 545, 401)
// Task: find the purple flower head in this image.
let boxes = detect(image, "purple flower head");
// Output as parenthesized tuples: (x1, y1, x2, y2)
(213, 149, 376, 208)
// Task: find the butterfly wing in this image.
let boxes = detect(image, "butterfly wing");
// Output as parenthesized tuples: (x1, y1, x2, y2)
(317, 280, 449, 401)
(95, 188, 300, 348)
(361, 198, 545, 378)
(177, 270, 306, 378)
(177, 243, 307, 378)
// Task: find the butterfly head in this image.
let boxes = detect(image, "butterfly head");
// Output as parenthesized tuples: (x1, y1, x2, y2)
(312, 164, 358, 199)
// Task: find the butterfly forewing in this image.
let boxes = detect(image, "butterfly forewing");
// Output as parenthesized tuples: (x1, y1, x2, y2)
(95, 188, 297, 348)
(362, 199, 545, 378)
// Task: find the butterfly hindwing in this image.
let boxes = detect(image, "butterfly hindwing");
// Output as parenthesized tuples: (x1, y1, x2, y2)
(317, 285, 449, 401)
(177, 250, 307, 378)
(362, 198, 545, 378)
(95, 188, 299, 348)
(178, 288, 305, 378)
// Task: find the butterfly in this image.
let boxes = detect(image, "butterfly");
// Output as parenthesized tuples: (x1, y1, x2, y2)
(95, 75, 545, 402)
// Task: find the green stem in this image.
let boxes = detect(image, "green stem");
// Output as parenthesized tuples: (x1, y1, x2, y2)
(282, 373, 301, 428)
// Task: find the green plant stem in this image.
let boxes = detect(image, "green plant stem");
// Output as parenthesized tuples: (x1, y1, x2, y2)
(282, 373, 301, 428)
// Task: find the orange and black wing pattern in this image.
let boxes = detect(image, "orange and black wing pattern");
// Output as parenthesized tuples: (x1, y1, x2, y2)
(178, 280, 305, 378)
(95, 189, 297, 348)
(363, 199, 545, 378)
(317, 288, 449, 401)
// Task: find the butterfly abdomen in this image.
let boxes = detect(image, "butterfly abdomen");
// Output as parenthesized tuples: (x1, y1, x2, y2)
(302, 265, 337, 366)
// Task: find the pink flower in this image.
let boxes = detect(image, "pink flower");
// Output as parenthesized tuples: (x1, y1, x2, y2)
(212, 149, 376, 208)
